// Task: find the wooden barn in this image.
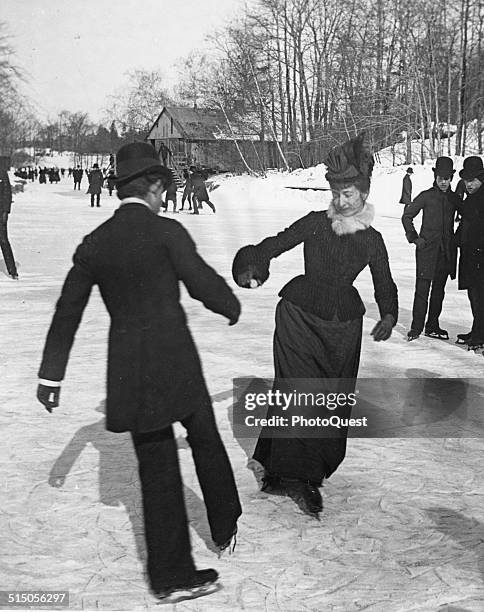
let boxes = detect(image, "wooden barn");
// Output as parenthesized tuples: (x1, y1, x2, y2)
(146, 106, 283, 174)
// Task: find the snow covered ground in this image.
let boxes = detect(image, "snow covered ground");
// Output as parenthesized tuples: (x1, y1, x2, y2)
(1, 170, 483, 612)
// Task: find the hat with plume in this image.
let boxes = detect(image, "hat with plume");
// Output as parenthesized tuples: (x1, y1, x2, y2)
(324, 132, 374, 185)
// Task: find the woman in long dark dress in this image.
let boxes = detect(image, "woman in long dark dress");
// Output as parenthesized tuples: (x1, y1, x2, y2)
(232, 134, 398, 518)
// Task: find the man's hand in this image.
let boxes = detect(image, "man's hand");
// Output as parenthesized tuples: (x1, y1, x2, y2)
(37, 384, 61, 413)
(414, 237, 426, 250)
(370, 314, 395, 342)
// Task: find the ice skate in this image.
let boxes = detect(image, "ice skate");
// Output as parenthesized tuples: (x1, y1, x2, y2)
(407, 329, 420, 341)
(467, 338, 484, 351)
(282, 478, 322, 519)
(456, 331, 472, 345)
(260, 472, 285, 495)
(215, 525, 237, 558)
(424, 326, 449, 340)
(153, 569, 220, 603)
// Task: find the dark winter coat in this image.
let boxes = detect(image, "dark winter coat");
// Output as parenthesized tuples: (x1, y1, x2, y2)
(165, 182, 177, 202)
(401, 184, 459, 280)
(38, 202, 240, 433)
(399, 174, 412, 205)
(87, 169, 104, 194)
(232, 210, 398, 323)
(0, 171, 12, 214)
(73, 168, 83, 182)
(456, 183, 484, 289)
(191, 171, 210, 202)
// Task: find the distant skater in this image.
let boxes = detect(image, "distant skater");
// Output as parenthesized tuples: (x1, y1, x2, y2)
(190, 167, 215, 214)
(180, 169, 192, 211)
(162, 180, 178, 213)
(73, 166, 83, 190)
(0, 166, 19, 280)
(106, 170, 116, 196)
(87, 163, 104, 207)
(399, 167, 413, 205)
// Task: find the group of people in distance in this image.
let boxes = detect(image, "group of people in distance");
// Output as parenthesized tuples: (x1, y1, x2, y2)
(162, 166, 216, 214)
(400, 155, 484, 349)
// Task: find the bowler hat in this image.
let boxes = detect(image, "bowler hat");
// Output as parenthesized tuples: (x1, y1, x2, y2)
(115, 142, 170, 184)
(406, 167, 413, 174)
(432, 156, 454, 178)
(459, 156, 484, 180)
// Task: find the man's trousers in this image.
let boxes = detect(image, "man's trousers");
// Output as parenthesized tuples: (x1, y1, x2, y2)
(131, 401, 241, 590)
(0, 217, 17, 277)
(411, 253, 449, 333)
(468, 280, 484, 342)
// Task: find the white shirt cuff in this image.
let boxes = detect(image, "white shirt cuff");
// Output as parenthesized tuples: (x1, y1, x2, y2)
(38, 379, 62, 387)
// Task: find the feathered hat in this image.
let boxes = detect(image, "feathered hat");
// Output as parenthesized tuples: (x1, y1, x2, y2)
(324, 132, 374, 186)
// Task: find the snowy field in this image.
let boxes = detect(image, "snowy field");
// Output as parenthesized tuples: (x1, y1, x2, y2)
(1, 170, 483, 612)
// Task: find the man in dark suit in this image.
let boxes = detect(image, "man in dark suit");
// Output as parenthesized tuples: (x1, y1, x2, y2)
(455, 156, 484, 348)
(399, 167, 413, 205)
(190, 166, 216, 214)
(402, 157, 460, 341)
(36, 142, 242, 603)
(87, 163, 104, 207)
(72, 166, 83, 190)
(0, 160, 18, 280)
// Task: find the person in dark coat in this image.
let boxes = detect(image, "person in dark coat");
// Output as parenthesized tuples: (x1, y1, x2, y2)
(36, 142, 241, 603)
(39, 168, 47, 184)
(402, 157, 460, 340)
(0, 167, 18, 279)
(399, 167, 413, 205)
(190, 167, 215, 214)
(87, 163, 104, 207)
(455, 156, 484, 348)
(180, 168, 193, 211)
(72, 166, 83, 190)
(105, 169, 116, 196)
(162, 180, 178, 213)
(232, 133, 397, 519)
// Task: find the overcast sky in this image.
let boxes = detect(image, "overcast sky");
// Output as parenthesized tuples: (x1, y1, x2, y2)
(3, 0, 247, 123)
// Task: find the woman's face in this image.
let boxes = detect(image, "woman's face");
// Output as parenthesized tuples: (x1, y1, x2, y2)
(331, 184, 367, 216)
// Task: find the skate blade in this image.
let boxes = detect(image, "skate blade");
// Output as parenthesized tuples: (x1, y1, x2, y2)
(157, 582, 221, 604)
(468, 345, 484, 352)
(424, 333, 448, 340)
(288, 495, 322, 520)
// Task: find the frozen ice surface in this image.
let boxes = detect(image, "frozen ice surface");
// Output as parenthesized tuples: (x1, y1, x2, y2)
(0, 172, 483, 611)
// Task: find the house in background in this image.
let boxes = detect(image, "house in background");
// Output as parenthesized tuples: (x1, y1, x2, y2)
(146, 106, 283, 175)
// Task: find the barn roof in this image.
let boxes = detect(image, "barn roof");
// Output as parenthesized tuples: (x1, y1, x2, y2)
(148, 106, 260, 141)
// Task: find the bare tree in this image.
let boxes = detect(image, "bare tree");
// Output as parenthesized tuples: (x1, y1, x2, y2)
(104, 69, 173, 134)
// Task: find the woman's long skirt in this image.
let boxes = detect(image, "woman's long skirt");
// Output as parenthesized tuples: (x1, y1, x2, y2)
(253, 299, 362, 485)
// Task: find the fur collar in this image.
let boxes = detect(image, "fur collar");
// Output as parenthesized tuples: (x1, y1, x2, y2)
(326, 201, 375, 235)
